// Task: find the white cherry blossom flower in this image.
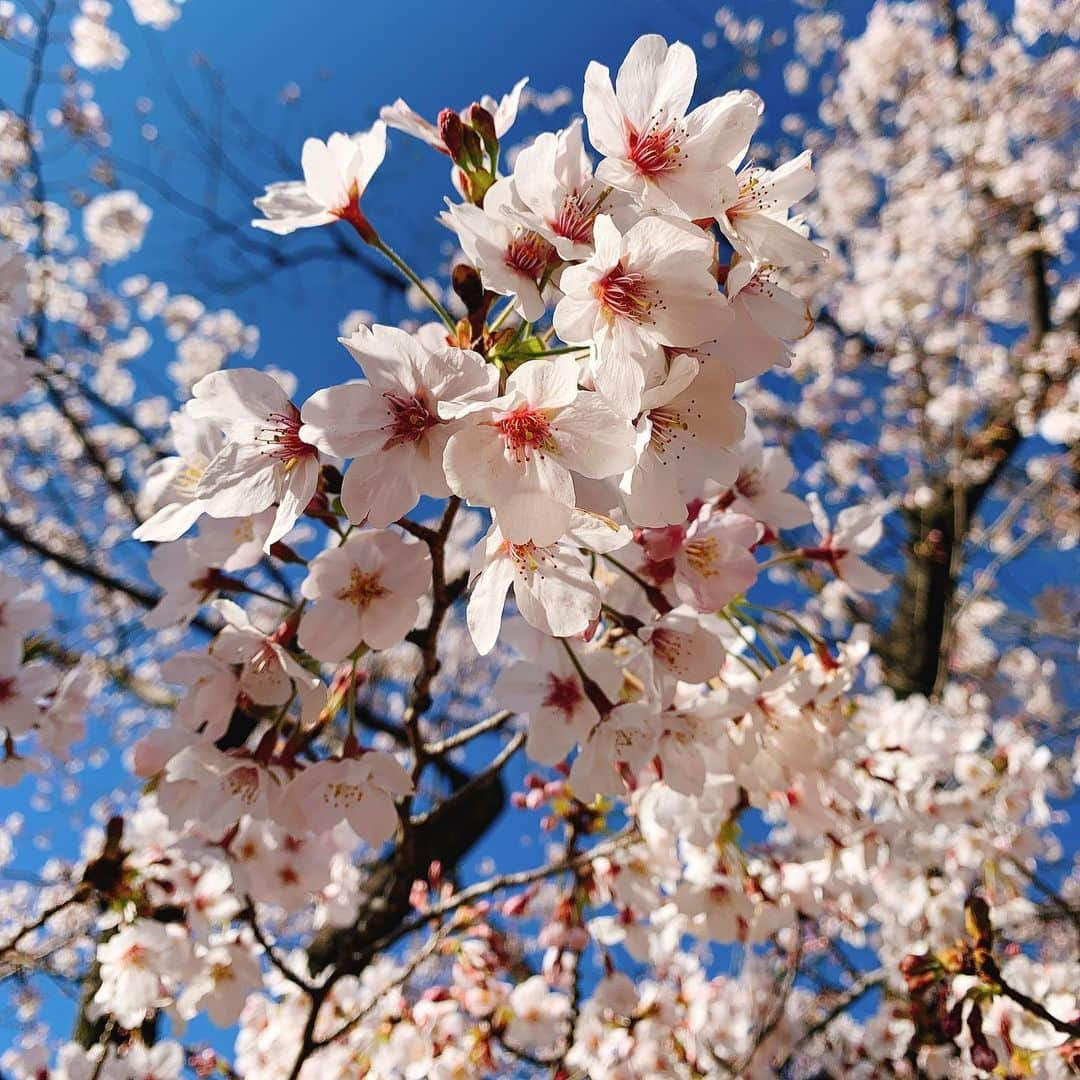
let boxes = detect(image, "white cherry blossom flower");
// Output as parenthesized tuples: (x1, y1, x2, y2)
(441, 181, 560, 322)
(495, 630, 622, 766)
(504, 976, 570, 1054)
(720, 417, 811, 529)
(210, 598, 319, 707)
(640, 606, 728, 690)
(134, 412, 224, 543)
(252, 123, 386, 238)
(505, 119, 630, 262)
(298, 529, 431, 661)
(300, 324, 497, 527)
(583, 34, 761, 219)
(467, 512, 632, 655)
(805, 494, 890, 593)
(620, 353, 744, 527)
(0, 657, 55, 736)
(158, 743, 281, 832)
(569, 701, 658, 799)
(188, 369, 321, 550)
(725, 258, 815, 342)
(83, 190, 150, 262)
(278, 752, 413, 844)
(718, 150, 828, 267)
(0, 574, 49, 667)
(672, 510, 760, 611)
(143, 539, 222, 629)
(554, 214, 729, 417)
(92, 920, 192, 1030)
(443, 355, 636, 545)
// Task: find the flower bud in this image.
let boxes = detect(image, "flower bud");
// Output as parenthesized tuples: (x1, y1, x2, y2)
(467, 103, 497, 149)
(452, 262, 486, 314)
(437, 108, 466, 165)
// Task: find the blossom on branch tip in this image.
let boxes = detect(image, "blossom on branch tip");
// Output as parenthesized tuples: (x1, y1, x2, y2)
(252, 124, 386, 240)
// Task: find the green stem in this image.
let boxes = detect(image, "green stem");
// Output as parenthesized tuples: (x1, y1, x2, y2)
(740, 601, 825, 646)
(719, 608, 775, 671)
(372, 238, 456, 330)
(498, 345, 590, 361)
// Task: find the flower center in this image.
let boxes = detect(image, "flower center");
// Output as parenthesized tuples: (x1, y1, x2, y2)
(226, 764, 261, 805)
(0, 676, 14, 704)
(337, 567, 386, 611)
(494, 405, 556, 463)
(552, 190, 599, 246)
(627, 118, 685, 178)
(505, 230, 558, 281)
(323, 780, 365, 808)
(593, 262, 653, 324)
(120, 942, 148, 967)
(648, 406, 689, 458)
(501, 539, 555, 578)
(174, 463, 205, 495)
(649, 628, 686, 670)
(542, 673, 584, 718)
(382, 391, 440, 450)
(259, 405, 317, 466)
(684, 536, 724, 577)
(728, 172, 776, 218)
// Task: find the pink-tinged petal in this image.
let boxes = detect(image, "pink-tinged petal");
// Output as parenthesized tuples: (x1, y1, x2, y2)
(265, 456, 319, 549)
(301, 137, 346, 211)
(299, 382, 387, 457)
(339, 324, 424, 393)
(551, 394, 637, 478)
(188, 368, 291, 430)
(298, 598, 363, 663)
(839, 555, 890, 594)
(467, 552, 516, 656)
(366, 751, 413, 796)
(197, 443, 281, 517)
(133, 498, 206, 543)
(589, 347, 646, 420)
(552, 293, 600, 346)
(516, 552, 599, 638)
(582, 61, 625, 158)
(506, 354, 580, 409)
(380, 98, 442, 147)
(349, 786, 399, 846)
(359, 594, 419, 651)
(251, 211, 337, 235)
(496, 454, 575, 546)
(351, 120, 387, 193)
(340, 449, 422, 527)
(615, 35, 695, 130)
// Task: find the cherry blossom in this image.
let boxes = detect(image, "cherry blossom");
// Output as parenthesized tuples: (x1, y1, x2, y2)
(582, 33, 762, 219)
(805, 493, 890, 594)
(300, 324, 497, 526)
(620, 352, 744, 527)
(718, 151, 829, 267)
(252, 123, 386, 238)
(671, 509, 761, 610)
(443, 355, 636, 545)
(278, 751, 413, 844)
(554, 214, 729, 416)
(298, 529, 431, 661)
(467, 511, 632, 656)
(187, 368, 321, 550)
